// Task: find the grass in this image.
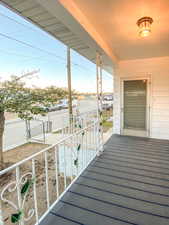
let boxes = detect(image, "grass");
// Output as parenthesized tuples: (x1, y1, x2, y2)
(102, 109, 113, 119)
(103, 120, 113, 132)
(102, 109, 113, 132)
(53, 130, 61, 134)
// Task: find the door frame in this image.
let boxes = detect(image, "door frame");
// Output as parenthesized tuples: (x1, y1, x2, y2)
(120, 76, 151, 137)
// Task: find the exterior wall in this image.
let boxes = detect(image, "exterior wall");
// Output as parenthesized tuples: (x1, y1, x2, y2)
(113, 56, 169, 140)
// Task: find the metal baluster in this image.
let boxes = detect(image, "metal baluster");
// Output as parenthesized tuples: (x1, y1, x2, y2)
(63, 116, 65, 136)
(73, 115, 75, 134)
(75, 134, 78, 173)
(98, 121, 101, 154)
(87, 128, 89, 165)
(44, 152, 50, 209)
(0, 194, 4, 225)
(90, 126, 92, 160)
(92, 125, 94, 155)
(63, 142, 67, 189)
(70, 136, 74, 181)
(95, 122, 98, 155)
(69, 115, 71, 134)
(79, 133, 82, 172)
(54, 146, 59, 198)
(76, 134, 78, 176)
(86, 128, 88, 165)
(81, 131, 84, 170)
(16, 167, 24, 225)
(32, 159, 39, 223)
(78, 133, 80, 174)
(72, 115, 74, 134)
(0, 206, 3, 225)
(91, 126, 93, 157)
(71, 114, 73, 134)
(94, 124, 96, 157)
(94, 123, 97, 154)
(91, 125, 93, 156)
(72, 116, 74, 134)
(61, 116, 64, 137)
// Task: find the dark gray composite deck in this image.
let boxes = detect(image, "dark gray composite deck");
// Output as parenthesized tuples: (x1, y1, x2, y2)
(40, 135, 169, 225)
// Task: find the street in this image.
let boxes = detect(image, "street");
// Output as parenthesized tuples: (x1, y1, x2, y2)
(3, 99, 97, 151)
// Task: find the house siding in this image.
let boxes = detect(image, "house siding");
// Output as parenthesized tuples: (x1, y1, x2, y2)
(113, 56, 169, 140)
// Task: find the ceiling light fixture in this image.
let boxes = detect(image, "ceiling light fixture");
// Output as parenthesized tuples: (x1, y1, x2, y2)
(137, 17, 153, 37)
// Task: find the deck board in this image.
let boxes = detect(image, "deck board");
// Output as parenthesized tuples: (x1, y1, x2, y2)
(40, 135, 169, 225)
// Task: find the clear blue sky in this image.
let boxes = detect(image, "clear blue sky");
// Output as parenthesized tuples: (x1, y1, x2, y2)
(0, 4, 113, 93)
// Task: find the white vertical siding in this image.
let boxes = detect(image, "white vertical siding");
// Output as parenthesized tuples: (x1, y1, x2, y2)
(113, 56, 169, 140)
(151, 71, 169, 139)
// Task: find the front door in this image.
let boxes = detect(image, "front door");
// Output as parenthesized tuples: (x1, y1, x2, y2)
(122, 79, 148, 137)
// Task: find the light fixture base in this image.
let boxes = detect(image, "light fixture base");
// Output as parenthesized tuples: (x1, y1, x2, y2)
(137, 16, 153, 37)
(137, 17, 153, 26)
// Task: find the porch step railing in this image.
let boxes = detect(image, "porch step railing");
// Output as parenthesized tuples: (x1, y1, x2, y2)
(0, 120, 101, 225)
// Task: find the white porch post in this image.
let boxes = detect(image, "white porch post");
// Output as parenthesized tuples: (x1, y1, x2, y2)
(96, 52, 103, 153)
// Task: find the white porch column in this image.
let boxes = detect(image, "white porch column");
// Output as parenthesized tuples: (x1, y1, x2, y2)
(96, 52, 103, 152)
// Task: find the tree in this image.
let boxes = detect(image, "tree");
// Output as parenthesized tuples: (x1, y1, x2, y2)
(0, 75, 68, 169)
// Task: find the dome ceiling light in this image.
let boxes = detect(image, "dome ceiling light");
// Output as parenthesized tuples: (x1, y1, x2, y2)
(137, 17, 153, 37)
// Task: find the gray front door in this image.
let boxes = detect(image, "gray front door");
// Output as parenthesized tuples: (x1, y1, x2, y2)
(123, 80, 148, 136)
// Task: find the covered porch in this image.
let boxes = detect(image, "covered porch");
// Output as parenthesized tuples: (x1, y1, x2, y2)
(1, 0, 169, 225)
(41, 134, 169, 225)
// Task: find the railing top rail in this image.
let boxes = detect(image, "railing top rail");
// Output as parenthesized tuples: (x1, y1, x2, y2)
(59, 109, 97, 117)
(0, 120, 98, 176)
(78, 109, 97, 114)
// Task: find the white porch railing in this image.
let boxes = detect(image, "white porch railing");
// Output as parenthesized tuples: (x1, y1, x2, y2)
(25, 109, 98, 144)
(0, 120, 102, 225)
(51, 109, 98, 136)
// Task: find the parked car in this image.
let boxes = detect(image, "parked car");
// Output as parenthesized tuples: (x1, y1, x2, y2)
(102, 94, 113, 110)
(57, 99, 78, 110)
(47, 100, 69, 111)
(103, 94, 113, 101)
(48, 104, 62, 111)
(58, 99, 68, 109)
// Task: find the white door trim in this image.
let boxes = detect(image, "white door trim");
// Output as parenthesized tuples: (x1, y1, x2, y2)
(120, 76, 151, 137)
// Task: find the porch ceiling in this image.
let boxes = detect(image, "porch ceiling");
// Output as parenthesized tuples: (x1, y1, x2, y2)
(0, 0, 114, 73)
(60, 0, 169, 61)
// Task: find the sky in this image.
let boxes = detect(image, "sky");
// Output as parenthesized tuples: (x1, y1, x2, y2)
(0, 4, 113, 93)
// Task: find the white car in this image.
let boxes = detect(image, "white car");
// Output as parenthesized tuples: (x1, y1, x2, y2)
(58, 99, 68, 109)
(102, 95, 113, 110)
(56, 99, 78, 110)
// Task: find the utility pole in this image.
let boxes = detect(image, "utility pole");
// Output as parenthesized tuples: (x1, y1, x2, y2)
(67, 47, 73, 121)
